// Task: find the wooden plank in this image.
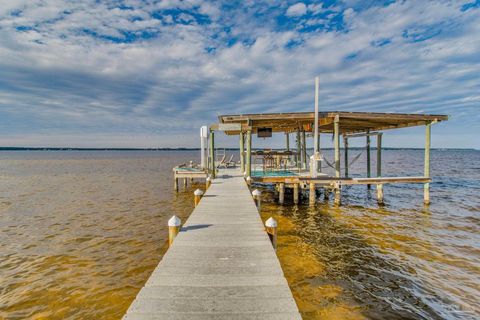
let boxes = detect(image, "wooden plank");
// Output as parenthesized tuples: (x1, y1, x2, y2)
(123, 169, 301, 319)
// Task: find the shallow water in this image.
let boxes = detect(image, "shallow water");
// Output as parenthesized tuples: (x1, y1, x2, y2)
(0, 150, 479, 319)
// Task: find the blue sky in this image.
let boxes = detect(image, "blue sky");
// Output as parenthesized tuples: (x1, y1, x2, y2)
(0, 0, 478, 148)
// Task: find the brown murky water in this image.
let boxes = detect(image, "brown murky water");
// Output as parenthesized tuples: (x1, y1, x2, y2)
(0, 150, 479, 319)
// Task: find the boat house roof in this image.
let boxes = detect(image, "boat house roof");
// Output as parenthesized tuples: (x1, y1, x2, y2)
(216, 111, 448, 135)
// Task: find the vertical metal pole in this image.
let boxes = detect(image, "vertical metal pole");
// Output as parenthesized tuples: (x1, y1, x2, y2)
(424, 122, 431, 205)
(366, 130, 371, 189)
(344, 136, 349, 177)
(209, 130, 215, 178)
(239, 131, 245, 173)
(246, 130, 252, 178)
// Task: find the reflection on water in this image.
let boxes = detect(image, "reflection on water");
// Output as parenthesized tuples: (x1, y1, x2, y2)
(259, 149, 480, 320)
(0, 150, 479, 319)
(0, 151, 199, 319)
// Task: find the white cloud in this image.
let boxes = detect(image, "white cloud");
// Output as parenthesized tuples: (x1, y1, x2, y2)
(286, 3, 307, 17)
(0, 1, 478, 148)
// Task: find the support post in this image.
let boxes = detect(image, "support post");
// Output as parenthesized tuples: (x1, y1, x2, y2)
(265, 217, 277, 251)
(334, 116, 340, 178)
(318, 133, 322, 172)
(252, 189, 262, 210)
(309, 182, 315, 206)
(183, 178, 187, 188)
(279, 183, 285, 205)
(246, 130, 252, 178)
(194, 189, 204, 206)
(174, 178, 178, 191)
(239, 131, 245, 174)
(377, 184, 384, 205)
(344, 136, 349, 177)
(209, 130, 215, 178)
(293, 183, 299, 204)
(296, 129, 301, 171)
(334, 182, 341, 206)
(285, 133, 290, 151)
(334, 116, 341, 205)
(424, 122, 431, 205)
(206, 176, 211, 189)
(366, 130, 371, 189)
(302, 130, 307, 170)
(376, 133, 383, 204)
(168, 215, 181, 246)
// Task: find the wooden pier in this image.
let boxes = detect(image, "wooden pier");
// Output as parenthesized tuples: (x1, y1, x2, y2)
(123, 169, 301, 319)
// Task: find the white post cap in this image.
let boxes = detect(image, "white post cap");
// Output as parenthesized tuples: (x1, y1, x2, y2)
(252, 189, 261, 196)
(246, 176, 252, 182)
(243, 171, 247, 176)
(265, 217, 277, 228)
(206, 176, 211, 181)
(168, 215, 181, 227)
(194, 189, 204, 196)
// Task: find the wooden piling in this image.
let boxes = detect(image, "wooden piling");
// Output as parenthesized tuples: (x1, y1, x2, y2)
(194, 189, 204, 206)
(302, 130, 307, 170)
(174, 178, 178, 191)
(168, 215, 181, 246)
(334, 116, 341, 204)
(246, 130, 252, 178)
(209, 130, 215, 179)
(293, 183, 299, 204)
(424, 122, 431, 205)
(334, 182, 341, 206)
(265, 217, 278, 251)
(279, 183, 285, 205)
(366, 129, 371, 189)
(252, 189, 262, 210)
(377, 184, 384, 204)
(183, 178, 187, 188)
(377, 133, 382, 177)
(377, 133, 383, 204)
(296, 129, 301, 171)
(206, 176, 211, 189)
(309, 182, 315, 206)
(344, 137, 349, 177)
(239, 131, 245, 173)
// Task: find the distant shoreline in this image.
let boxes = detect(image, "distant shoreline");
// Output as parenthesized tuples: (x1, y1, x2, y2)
(0, 147, 476, 151)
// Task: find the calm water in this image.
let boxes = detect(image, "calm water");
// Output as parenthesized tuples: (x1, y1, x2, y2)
(0, 150, 479, 319)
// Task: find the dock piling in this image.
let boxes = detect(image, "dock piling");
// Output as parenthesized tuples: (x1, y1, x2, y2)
(194, 189, 204, 206)
(377, 184, 384, 204)
(293, 183, 299, 204)
(246, 176, 252, 186)
(206, 176, 211, 189)
(278, 183, 285, 204)
(309, 182, 315, 206)
(424, 122, 431, 205)
(252, 189, 262, 210)
(168, 215, 181, 246)
(265, 217, 278, 251)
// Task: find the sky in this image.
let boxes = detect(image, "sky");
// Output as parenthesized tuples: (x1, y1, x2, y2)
(0, 0, 479, 149)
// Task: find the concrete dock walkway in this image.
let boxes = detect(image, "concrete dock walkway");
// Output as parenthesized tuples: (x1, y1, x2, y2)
(123, 169, 301, 319)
